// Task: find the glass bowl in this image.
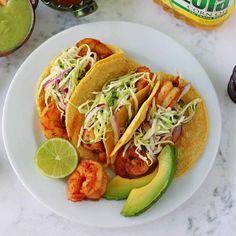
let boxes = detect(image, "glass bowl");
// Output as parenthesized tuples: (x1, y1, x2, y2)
(0, 0, 38, 57)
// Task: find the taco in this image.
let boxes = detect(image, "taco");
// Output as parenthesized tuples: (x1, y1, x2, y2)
(111, 72, 208, 177)
(36, 38, 122, 139)
(66, 54, 157, 165)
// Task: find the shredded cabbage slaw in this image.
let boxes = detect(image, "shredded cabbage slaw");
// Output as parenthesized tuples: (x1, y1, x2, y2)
(38, 44, 98, 117)
(126, 97, 201, 166)
(78, 71, 156, 147)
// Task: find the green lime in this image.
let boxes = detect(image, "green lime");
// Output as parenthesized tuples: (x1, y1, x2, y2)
(35, 138, 78, 178)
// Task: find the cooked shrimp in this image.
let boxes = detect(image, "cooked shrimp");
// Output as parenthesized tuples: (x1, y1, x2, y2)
(98, 152, 107, 164)
(76, 38, 113, 60)
(162, 87, 181, 108)
(155, 81, 173, 105)
(40, 101, 67, 139)
(113, 149, 127, 177)
(135, 66, 154, 92)
(82, 129, 105, 153)
(125, 146, 149, 176)
(114, 146, 149, 178)
(67, 160, 108, 202)
(156, 80, 182, 108)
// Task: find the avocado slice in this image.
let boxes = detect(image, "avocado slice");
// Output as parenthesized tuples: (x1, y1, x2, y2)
(121, 145, 177, 217)
(104, 167, 158, 200)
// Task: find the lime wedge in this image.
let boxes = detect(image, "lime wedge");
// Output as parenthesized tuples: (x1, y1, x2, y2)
(35, 138, 78, 178)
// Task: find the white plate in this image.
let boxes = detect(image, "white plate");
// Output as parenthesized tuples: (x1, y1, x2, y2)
(2, 21, 221, 228)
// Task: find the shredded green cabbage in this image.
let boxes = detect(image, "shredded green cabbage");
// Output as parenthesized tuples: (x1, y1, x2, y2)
(78, 71, 156, 146)
(38, 44, 97, 117)
(131, 97, 201, 166)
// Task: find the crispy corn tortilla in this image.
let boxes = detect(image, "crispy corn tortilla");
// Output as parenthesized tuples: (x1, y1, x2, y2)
(175, 77, 208, 176)
(111, 72, 208, 176)
(66, 54, 155, 164)
(35, 44, 122, 139)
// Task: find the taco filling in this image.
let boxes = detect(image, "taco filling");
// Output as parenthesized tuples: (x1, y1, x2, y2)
(36, 38, 113, 139)
(77, 66, 156, 163)
(114, 77, 201, 178)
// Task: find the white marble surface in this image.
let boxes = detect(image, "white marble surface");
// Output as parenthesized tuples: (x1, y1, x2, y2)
(0, 0, 235, 235)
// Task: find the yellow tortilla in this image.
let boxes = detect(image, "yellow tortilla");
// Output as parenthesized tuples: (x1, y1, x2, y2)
(175, 77, 208, 176)
(111, 72, 208, 176)
(65, 54, 156, 164)
(35, 44, 122, 139)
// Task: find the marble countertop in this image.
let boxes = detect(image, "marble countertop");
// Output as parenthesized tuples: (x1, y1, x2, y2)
(0, 0, 235, 235)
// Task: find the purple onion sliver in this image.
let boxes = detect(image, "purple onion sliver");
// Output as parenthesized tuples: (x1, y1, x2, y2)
(96, 103, 106, 108)
(84, 104, 105, 123)
(55, 80, 60, 90)
(178, 83, 191, 102)
(43, 67, 72, 90)
(172, 125, 182, 143)
(110, 109, 120, 143)
(63, 88, 69, 93)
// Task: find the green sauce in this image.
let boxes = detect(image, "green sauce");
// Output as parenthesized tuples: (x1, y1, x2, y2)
(0, 0, 32, 53)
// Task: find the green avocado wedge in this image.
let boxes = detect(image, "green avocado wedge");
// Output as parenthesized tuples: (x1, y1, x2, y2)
(121, 145, 177, 217)
(104, 167, 158, 200)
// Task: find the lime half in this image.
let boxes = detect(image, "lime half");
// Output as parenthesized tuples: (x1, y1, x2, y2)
(35, 138, 78, 178)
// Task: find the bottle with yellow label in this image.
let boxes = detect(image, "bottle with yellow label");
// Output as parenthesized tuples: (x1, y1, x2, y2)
(154, 0, 235, 29)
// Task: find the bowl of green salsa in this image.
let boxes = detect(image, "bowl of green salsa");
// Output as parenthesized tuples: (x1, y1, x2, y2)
(0, 0, 38, 57)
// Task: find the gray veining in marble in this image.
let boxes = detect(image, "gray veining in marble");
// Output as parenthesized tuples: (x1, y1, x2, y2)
(0, 0, 235, 235)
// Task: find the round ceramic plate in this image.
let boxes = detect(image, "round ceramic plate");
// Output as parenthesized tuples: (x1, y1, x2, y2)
(2, 21, 221, 228)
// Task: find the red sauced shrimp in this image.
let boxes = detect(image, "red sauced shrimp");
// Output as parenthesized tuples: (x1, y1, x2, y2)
(40, 101, 67, 139)
(114, 146, 149, 178)
(67, 160, 108, 202)
(82, 129, 104, 152)
(135, 66, 154, 92)
(155, 79, 182, 108)
(76, 38, 113, 60)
